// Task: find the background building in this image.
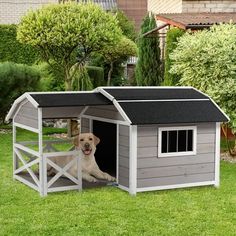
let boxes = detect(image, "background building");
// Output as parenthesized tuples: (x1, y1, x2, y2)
(148, 0, 236, 14)
(0, 0, 147, 31)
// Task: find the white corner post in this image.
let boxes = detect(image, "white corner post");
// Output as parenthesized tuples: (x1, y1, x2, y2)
(214, 122, 221, 188)
(129, 125, 137, 196)
(116, 124, 119, 183)
(12, 120, 17, 178)
(77, 150, 82, 191)
(38, 108, 46, 196)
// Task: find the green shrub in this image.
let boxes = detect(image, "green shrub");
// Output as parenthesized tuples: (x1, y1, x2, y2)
(0, 62, 40, 123)
(163, 27, 184, 85)
(0, 25, 39, 65)
(170, 24, 236, 134)
(33, 63, 64, 91)
(86, 65, 105, 88)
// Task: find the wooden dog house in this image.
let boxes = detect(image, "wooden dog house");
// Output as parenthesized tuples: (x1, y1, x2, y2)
(6, 87, 229, 196)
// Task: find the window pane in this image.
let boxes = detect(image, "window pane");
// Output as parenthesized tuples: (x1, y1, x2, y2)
(178, 130, 187, 152)
(168, 131, 177, 152)
(162, 131, 167, 153)
(187, 130, 193, 151)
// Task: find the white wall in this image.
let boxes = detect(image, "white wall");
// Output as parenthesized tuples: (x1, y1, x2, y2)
(148, 0, 182, 14)
(0, 0, 58, 24)
(183, 0, 236, 13)
(148, 0, 236, 15)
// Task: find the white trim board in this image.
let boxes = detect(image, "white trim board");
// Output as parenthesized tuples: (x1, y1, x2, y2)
(118, 184, 129, 192)
(14, 144, 40, 158)
(136, 181, 216, 192)
(117, 99, 209, 103)
(6, 93, 28, 122)
(25, 93, 39, 108)
(158, 126, 197, 158)
(116, 124, 119, 183)
(81, 115, 130, 126)
(214, 122, 221, 188)
(97, 88, 132, 124)
(113, 100, 132, 124)
(129, 125, 137, 196)
(14, 174, 39, 192)
(96, 87, 114, 101)
(47, 185, 80, 193)
(98, 86, 193, 89)
(29, 91, 95, 94)
(13, 122, 39, 133)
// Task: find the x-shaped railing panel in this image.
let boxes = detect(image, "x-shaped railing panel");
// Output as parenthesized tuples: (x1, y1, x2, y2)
(46, 157, 79, 188)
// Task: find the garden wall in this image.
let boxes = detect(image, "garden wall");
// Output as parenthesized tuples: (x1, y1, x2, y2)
(0, 0, 58, 24)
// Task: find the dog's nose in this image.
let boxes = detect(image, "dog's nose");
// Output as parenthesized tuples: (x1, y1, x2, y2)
(84, 143, 90, 149)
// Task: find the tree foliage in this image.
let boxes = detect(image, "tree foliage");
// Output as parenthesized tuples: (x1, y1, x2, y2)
(135, 14, 162, 86)
(102, 37, 137, 85)
(114, 9, 137, 41)
(90, 9, 137, 86)
(0, 62, 40, 123)
(17, 2, 122, 91)
(163, 27, 184, 85)
(170, 24, 236, 154)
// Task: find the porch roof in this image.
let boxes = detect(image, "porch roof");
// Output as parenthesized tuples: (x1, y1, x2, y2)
(156, 12, 236, 30)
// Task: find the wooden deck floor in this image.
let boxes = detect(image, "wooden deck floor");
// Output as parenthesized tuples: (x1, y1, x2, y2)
(17, 172, 111, 190)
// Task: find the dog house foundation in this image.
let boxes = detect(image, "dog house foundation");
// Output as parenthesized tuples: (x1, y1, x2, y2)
(6, 87, 229, 196)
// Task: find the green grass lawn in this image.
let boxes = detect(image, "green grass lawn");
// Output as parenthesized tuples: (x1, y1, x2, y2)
(0, 128, 236, 236)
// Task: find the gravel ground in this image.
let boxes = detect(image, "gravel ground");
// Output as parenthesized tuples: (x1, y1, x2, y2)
(221, 152, 236, 163)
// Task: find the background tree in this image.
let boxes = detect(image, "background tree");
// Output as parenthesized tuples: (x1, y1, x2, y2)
(170, 24, 236, 155)
(163, 27, 184, 85)
(90, 9, 137, 86)
(102, 37, 137, 86)
(135, 14, 162, 86)
(114, 9, 137, 41)
(17, 2, 122, 91)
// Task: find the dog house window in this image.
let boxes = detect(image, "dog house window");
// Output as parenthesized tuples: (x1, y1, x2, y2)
(158, 126, 197, 157)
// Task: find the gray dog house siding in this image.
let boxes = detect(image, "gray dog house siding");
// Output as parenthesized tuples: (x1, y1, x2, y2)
(97, 87, 229, 193)
(6, 87, 229, 196)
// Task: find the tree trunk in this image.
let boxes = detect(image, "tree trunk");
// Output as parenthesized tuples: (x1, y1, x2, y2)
(64, 65, 72, 137)
(107, 61, 114, 86)
(65, 66, 72, 91)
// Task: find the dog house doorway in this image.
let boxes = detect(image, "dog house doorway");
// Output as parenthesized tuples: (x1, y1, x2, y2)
(92, 120, 117, 179)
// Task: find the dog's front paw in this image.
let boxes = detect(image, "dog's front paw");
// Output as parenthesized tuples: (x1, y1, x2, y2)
(106, 174, 116, 182)
(110, 176, 116, 182)
(87, 176, 98, 182)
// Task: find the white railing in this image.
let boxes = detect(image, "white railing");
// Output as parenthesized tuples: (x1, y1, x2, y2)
(13, 140, 82, 195)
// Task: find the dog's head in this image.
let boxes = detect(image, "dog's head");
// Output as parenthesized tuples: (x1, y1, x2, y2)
(74, 133, 100, 156)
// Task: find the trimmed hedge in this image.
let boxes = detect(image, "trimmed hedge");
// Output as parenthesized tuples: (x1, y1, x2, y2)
(0, 62, 40, 123)
(164, 27, 184, 85)
(86, 65, 105, 88)
(0, 25, 39, 65)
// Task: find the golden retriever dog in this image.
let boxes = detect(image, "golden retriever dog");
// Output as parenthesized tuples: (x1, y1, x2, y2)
(48, 133, 116, 183)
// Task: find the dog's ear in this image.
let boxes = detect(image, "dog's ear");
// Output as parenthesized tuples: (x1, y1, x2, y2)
(73, 135, 79, 147)
(93, 134, 100, 146)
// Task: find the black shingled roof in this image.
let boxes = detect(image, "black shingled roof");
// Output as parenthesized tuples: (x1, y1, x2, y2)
(7, 87, 228, 124)
(119, 100, 228, 125)
(102, 87, 228, 124)
(104, 88, 207, 100)
(30, 93, 112, 107)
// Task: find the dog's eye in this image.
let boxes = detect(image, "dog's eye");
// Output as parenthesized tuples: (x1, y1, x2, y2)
(80, 139, 84, 142)
(89, 138, 93, 141)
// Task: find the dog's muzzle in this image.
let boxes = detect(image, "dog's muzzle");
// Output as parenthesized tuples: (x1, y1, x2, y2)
(82, 143, 92, 156)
